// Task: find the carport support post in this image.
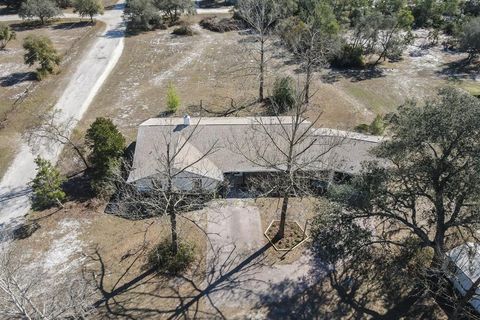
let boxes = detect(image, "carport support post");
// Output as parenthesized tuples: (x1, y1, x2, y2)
(327, 170, 335, 189)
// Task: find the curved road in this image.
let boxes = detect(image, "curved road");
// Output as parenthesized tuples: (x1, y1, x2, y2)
(0, 2, 233, 230)
(0, 2, 126, 228)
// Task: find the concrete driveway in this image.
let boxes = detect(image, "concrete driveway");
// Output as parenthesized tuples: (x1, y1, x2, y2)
(204, 200, 319, 316)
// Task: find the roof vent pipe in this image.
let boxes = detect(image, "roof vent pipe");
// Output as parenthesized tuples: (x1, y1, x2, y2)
(184, 114, 190, 126)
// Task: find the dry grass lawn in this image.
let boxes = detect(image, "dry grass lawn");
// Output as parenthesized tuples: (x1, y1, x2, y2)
(0, 19, 102, 179)
(67, 15, 479, 161)
(8, 12, 477, 319)
(10, 198, 210, 319)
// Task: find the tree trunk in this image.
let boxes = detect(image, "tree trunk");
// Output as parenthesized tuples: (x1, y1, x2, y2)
(305, 62, 311, 104)
(167, 175, 178, 255)
(72, 144, 90, 170)
(259, 38, 265, 102)
(169, 202, 178, 255)
(277, 193, 289, 239)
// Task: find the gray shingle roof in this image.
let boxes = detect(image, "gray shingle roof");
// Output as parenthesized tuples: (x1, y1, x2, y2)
(127, 117, 383, 183)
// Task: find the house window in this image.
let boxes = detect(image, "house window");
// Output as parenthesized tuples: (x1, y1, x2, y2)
(193, 178, 202, 190)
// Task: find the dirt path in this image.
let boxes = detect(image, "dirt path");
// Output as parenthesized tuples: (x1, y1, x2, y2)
(0, 2, 126, 228)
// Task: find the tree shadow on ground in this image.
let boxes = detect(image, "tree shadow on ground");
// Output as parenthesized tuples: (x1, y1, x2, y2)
(9, 21, 52, 31)
(63, 172, 94, 203)
(322, 68, 385, 84)
(88, 242, 274, 319)
(0, 72, 36, 87)
(52, 21, 93, 30)
(255, 278, 345, 319)
(196, 0, 231, 8)
(436, 58, 480, 81)
(0, 6, 17, 15)
(256, 265, 441, 320)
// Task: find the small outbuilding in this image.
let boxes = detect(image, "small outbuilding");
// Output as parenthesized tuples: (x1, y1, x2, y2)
(447, 243, 480, 313)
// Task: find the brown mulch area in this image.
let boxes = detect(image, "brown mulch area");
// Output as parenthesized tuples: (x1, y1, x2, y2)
(265, 220, 307, 250)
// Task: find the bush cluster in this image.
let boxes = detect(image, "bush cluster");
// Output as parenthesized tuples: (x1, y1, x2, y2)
(199, 16, 241, 33)
(147, 240, 194, 275)
(166, 83, 180, 113)
(172, 25, 194, 36)
(270, 76, 296, 114)
(330, 44, 364, 69)
(355, 114, 385, 135)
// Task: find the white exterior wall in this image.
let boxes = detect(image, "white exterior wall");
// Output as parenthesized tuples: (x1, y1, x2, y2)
(173, 171, 221, 191)
(134, 172, 221, 192)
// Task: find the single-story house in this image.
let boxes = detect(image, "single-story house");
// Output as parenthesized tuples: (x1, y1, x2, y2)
(447, 243, 480, 313)
(127, 116, 383, 194)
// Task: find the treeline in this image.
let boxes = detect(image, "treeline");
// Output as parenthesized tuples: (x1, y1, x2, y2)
(123, 0, 194, 31)
(249, 0, 480, 67)
(0, 0, 104, 23)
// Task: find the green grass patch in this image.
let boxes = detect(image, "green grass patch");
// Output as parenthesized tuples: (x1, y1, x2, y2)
(456, 81, 480, 97)
(343, 84, 398, 114)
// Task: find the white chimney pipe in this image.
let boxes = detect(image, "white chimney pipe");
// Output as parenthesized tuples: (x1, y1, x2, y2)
(184, 114, 191, 126)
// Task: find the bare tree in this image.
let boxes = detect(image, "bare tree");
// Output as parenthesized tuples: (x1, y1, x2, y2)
(236, 0, 280, 102)
(114, 120, 219, 255)
(25, 110, 90, 171)
(232, 90, 341, 238)
(0, 240, 95, 319)
(278, 4, 340, 104)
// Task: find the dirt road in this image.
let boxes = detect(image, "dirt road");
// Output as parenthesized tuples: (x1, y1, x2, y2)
(0, 2, 126, 228)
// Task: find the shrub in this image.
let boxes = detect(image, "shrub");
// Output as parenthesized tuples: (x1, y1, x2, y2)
(326, 183, 368, 209)
(354, 123, 370, 134)
(199, 16, 241, 33)
(56, 0, 72, 8)
(330, 43, 364, 68)
(270, 76, 295, 113)
(31, 157, 66, 210)
(166, 83, 180, 113)
(23, 35, 60, 80)
(73, 0, 104, 23)
(369, 114, 385, 135)
(125, 0, 164, 31)
(85, 117, 125, 197)
(0, 23, 16, 50)
(459, 17, 480, 61)
(355, 114, 385, 135)
(148, 240, 194, 275)
(172, 25, 194, 36)
(153, 0, 194, 24)
(19, 0, 61, 24)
